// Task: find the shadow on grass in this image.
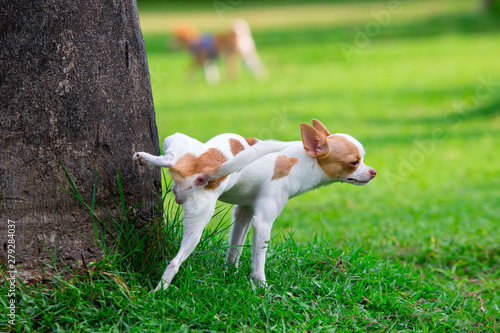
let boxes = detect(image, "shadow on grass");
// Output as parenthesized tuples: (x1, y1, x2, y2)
(466, 95, 500, 118)
(138, 0, 395, 13)
(144, 10, 500, 60)
(254, 11, 500, 49)
(367, 94, 500, 125)
(357, 95, 500, 147)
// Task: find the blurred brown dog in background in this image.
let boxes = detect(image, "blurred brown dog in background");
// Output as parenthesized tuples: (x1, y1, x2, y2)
(173, 19, 268, 84)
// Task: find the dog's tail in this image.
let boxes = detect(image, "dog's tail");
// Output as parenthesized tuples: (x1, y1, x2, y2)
(208, 139, 291, 180)
(232, 18, 268, 79)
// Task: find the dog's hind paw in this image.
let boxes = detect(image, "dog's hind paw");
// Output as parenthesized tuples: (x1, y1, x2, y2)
(133, 152, 148, 165)
(153, 280, 171, 292)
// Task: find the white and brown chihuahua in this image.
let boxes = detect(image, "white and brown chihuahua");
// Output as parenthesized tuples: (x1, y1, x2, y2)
(133, 119, 376, 291)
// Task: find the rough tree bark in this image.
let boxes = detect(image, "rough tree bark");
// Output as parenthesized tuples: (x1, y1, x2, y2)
(0, 1, 160, 273)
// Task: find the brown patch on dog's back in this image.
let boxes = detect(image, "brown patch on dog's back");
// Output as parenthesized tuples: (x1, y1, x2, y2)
(244, 137, 258, 146)
(169, 169, 186, 185)
(272, 155, 298, 180)
(230, 138, 245, 156)
(317, 136, 361, 179)
(216, 32, 237, 55)
(170, 148, 228, 188)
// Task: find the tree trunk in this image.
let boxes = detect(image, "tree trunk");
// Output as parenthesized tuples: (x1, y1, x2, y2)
(0, 1, 160, 273)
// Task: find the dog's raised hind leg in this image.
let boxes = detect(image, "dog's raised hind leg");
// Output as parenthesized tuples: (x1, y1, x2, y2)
(133, 152, 174, 168)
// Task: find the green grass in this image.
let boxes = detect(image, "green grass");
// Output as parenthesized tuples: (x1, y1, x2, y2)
(2, 174, 497, 331)
(4, 232, 497, 331)
(2, 1, 500, 331)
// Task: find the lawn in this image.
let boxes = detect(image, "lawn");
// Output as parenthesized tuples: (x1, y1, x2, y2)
(145, 0, 500, 278)
(2, 0, 500, 331)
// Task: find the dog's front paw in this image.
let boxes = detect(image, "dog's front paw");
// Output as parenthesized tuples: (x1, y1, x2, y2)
(251, 277, 268, 290)
(133, 152, 148, 165)
(251, 273, 268, 289)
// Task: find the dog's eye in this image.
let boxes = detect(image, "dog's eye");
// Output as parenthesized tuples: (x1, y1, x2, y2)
(350, 160, 359, 167)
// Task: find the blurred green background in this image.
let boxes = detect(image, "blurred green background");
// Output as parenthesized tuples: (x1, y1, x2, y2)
(137, 0, 499, 278)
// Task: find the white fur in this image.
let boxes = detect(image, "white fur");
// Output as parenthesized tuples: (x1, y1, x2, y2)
(233, 19, 268, 80)
(203, 61, 220, 85)
(133, 124, 376, 291)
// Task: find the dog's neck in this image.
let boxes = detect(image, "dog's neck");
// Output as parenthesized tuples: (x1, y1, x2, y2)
(279, 142, 338, 198)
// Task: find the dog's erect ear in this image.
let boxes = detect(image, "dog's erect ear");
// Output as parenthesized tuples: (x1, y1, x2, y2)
(312, 119, 331, 137)
(194, 174, 209, 187)
(300, 123, 329, 158)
